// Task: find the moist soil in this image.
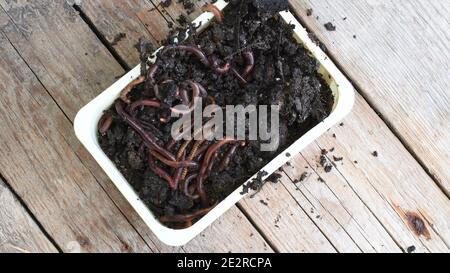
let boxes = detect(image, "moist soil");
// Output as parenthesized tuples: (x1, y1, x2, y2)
(98, 0, 334, 228)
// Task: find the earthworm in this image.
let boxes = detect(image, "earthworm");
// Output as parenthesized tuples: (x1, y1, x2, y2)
(150, 149, 198, 169)
(178, 88, 190, 106)
(115, 100, 176, 161)
(120, 76, 145, 103)
(176, 140, 192, 161)
(98, 114, 113, 136)
(162, 45, 210, 67)
(129, 99, 161, 115)
(197, 82, 208, 98)
(138, 120, 164, 139)
(207, 152, 219, 175)
(159, 203, 217, 224)
(144, 64, 158, 93)
(217, 142, 241, 172)
(241, 51, 255, 79)
(181, 140, 205, 181)
(148, 155, 176, 190)
(197, 139, 238, 205)
(209, 56, 231, 74)
(202, 4, 223, 23)
(165, 139, 176, 151)
(183, 174, 200, 199)
(170, 81, 202, 115)
(172, 151, 186, 190)
(193, 141, 211, 159)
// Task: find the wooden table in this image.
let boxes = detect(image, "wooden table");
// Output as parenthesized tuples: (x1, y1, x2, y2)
(0, 0, 448, 253)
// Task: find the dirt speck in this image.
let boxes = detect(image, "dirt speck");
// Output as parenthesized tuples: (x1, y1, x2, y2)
(110, 33, 126, 46)
(324, 22, 336, 31)
(406, 245, 416, 253)
(406, 212, 431, 239)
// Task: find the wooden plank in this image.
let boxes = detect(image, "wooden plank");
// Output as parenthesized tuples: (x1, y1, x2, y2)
(0, 0, 270, 252)
(283, 94, 450, 253)
(0, 178, 58, 253)
(77, 0, 210, 66)
(279, 169, 399, 253)
(288, 0, 450, 194)
(51, 0, 450, 252)
(0, 29, 150, 253)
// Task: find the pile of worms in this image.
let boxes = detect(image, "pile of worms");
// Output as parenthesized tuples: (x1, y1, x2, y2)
(98, 6, 255, 227)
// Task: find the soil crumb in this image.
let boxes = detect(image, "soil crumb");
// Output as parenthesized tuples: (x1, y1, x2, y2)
(324, 22, 336, 31)
(407, 246, 416, 253)
(110, 33, 126, 46)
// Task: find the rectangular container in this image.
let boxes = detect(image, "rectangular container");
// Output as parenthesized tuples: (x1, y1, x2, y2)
(74, 0, 355, 246)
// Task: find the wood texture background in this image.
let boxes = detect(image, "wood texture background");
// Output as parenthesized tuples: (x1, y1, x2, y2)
(0, 0, 448, 253)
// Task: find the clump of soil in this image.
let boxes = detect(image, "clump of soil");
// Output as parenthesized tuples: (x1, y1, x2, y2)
(98, 0, 333, 228)
(324, 22, 336, 31)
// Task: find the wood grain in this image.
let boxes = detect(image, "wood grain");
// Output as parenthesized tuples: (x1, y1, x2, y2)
(0, 178, 58, 253)
(0, 0, 270, 252)
(288, 0, 450, 194)
(68, 0, 450, 252)
(0, 28, 150, 252)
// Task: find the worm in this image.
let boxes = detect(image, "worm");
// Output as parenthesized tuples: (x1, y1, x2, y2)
(115, 100, 176, 161)
(171, 81, 203, 116)
(165, 139, 177, 151)
(183, 174, 200, 199)
(162, 45, 210, 67)
(120, 76, 145, 103)
(181, 140, 205, 181)
(98, 114, 113, 136)
(241, 51, 255, 79)
(159, 203, 217, 224)
(176, 140, 192, 161)
(144, 64, 159, 94)
(202, 4, 223, 23)
(196, 139, 238, 205)
(148, 155, 177, 190)
(217, 142, 241, 172)
(150, 150, 198, 169)
(209, 56, 231, 74)
(172, 151, 187, 190)
(129, 99, 162, 115)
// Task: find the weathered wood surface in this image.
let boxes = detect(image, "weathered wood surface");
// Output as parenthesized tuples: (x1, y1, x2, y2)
(73, 0, 450, 253)
(0, 0, 270, 253)
(0, 0, 448, 253)
(289, 0, 450, 195)
(0, 178, 58, 253)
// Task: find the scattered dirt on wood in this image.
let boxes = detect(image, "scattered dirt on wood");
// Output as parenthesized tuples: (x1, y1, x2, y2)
(406, 245, 416, 253)
(405, 211, 431, 240)
(324, 22, 336, 31)
(110, 33, 126, 46)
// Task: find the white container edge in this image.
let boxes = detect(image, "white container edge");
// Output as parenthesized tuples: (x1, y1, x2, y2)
(74, 0, 355, 247)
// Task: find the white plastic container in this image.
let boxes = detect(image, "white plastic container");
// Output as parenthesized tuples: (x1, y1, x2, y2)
(74, 0, 355, 246)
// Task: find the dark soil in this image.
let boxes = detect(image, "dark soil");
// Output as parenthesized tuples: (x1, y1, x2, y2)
(98, 0, 333, 228)
(324, 22, 336, 31)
